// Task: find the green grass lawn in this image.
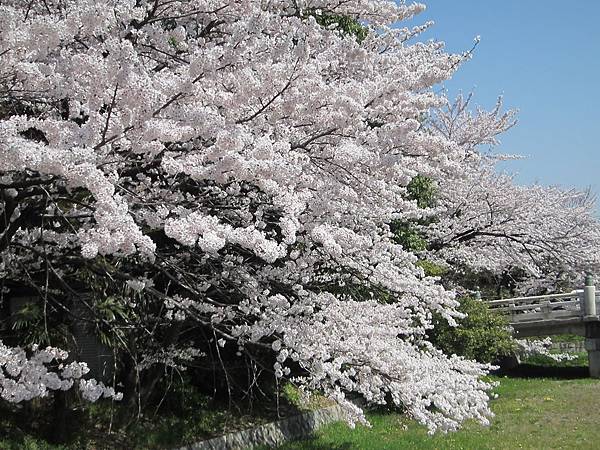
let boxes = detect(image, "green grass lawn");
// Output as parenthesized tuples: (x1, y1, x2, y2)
(280, 368, 600, 449)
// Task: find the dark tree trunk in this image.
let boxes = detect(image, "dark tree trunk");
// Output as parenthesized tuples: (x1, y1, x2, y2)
(49, 391, 69, 444)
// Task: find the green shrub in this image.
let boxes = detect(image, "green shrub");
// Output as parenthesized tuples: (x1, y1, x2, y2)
(429, 296, 516, 364)
(416, 259, 447, 277)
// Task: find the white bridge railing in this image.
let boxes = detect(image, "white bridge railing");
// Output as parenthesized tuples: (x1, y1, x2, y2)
(487, 277, 599, 324)
(488, 291, 584, 323)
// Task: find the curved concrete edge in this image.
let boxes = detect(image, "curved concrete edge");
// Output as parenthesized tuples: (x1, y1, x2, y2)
(174, 405, 345, 450)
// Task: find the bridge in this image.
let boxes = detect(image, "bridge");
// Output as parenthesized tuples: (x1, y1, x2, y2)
(487, 275, 600, 377)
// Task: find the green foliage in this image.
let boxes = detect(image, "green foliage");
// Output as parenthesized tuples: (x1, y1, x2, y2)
(281, 382, 302, 408)
(429, 297, 516, 364)
(415, 259, 447, 277)
(306, 9, 368, 42)
(392, 222, 427, 252)
(406, 175, 436, 209)
(391, 176, 437, 251)
(11, 301, 69, 347)
(72, 260, 138, 349)
(12, 302, 42, 331)
(95, 296, 128, 323)
(94, 295, 130, 348)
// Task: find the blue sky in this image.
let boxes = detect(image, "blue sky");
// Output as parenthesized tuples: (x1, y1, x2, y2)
(404, 1, 600, 201)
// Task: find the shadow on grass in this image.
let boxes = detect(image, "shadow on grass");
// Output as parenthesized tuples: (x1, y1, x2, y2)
(500, 363, 589, 379)
(286, 438, 354, 450)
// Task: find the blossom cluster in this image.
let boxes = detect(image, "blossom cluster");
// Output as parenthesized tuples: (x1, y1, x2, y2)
(515, 338, 577, 363)
(0, 341, 121, 403)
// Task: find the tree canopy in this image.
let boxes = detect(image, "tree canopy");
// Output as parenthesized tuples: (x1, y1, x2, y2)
(0, 0, 598, 436)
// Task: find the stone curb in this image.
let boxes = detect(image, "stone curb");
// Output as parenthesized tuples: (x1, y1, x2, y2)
(174, 405, 345, 450)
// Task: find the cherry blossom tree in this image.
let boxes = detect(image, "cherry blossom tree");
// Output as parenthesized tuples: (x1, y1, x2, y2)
(424, 95, 600, 295)
(0, 0, 513, 433)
